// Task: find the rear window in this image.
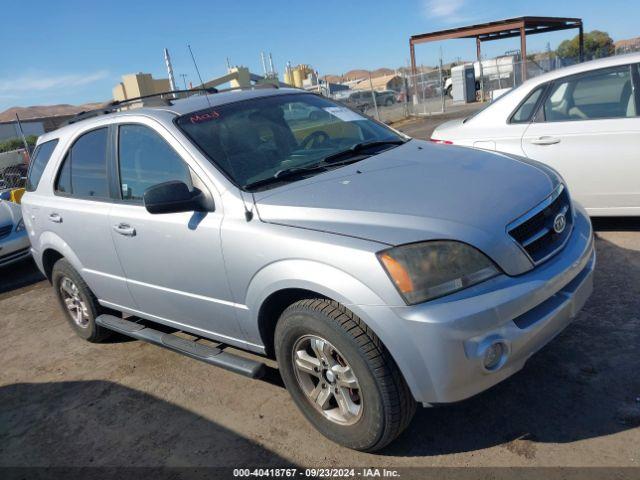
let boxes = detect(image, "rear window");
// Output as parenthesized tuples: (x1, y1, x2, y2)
(54, 128, 109, 199)
(26, 139, 58, 191)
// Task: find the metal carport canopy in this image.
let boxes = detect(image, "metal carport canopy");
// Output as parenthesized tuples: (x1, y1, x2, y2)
(409, 16, 584, 81)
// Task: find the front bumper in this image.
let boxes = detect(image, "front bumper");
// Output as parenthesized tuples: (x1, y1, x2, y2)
(360, 205, 595, 405)
(0, 229, 31, 267)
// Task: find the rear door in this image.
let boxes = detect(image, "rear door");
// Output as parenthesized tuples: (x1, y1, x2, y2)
(521, 64, 640, 214)
(108, 121, 243, 342)
(32, 127, 135, 307)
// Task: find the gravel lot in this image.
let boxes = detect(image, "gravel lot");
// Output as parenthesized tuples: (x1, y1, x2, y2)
(1, 117, 639, 474)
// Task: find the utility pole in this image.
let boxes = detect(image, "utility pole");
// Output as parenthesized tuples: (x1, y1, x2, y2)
(179, 74, 188, 90)
(439, 47, 445, 113)
(368, 72, 379, 121)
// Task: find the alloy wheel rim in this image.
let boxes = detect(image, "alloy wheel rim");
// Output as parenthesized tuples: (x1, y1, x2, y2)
(292, 335, 363, 425)
(59, 277, 90, 328)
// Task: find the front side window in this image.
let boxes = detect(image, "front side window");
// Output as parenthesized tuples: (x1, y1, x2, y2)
(118, 124, 192, 201)
(55, 128, 109, 198)
(26, 139, 58, 191)
(543, 66, 636, 122)
(177, 93, 403, 190)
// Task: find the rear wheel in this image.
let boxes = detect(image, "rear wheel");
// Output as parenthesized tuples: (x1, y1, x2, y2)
(275, 299, 416, 451)
(52, 258, 112, 342)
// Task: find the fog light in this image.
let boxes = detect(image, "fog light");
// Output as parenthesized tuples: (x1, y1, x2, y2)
(483, 342, 506, 371)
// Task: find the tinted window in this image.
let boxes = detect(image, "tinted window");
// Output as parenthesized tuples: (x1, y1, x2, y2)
(55, 128, 109, 198)
(118, 125, 192, 201)
(511, 87, 543, 123)
(55, 155, 72, 194)
(26, 139, 58, 191)
(543, 66, 635, 122)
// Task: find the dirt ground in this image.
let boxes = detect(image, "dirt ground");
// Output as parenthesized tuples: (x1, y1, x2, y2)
(1, 117, 639, 474)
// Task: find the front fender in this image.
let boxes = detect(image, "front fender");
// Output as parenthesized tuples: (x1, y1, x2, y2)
(245, 259, 386, 318)
(241, 259, 432, 402)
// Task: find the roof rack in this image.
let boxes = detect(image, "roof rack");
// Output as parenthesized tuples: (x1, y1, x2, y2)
(64, 87, 218, 125)
(109, 87, 219, 109)
(207, 83, 280, 94)
(63, 83, 283, 126)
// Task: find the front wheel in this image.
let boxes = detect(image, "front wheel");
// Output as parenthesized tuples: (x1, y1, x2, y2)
(275, 299, 416, 451)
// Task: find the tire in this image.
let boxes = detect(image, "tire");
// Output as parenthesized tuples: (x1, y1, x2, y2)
(445, 85, 452, 98)
(51, 258, 113, 343)
(385, 98, 393, 106)
(275, 299, 416, 452)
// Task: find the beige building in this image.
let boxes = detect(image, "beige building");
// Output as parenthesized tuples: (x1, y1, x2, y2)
(353, 74, 404, 92)
(113, 73, 171, 101)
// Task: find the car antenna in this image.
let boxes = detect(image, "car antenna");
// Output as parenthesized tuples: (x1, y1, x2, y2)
(14, 113, 31, 162)
(188, 44, 211, 107)
(239, 191, 254, 221)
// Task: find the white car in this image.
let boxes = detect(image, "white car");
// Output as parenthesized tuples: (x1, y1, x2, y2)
(432, 53, 640, 216)
(0, 198, 30, 268)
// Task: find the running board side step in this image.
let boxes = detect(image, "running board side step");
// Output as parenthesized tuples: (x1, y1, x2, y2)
(95, 315, 266, 379)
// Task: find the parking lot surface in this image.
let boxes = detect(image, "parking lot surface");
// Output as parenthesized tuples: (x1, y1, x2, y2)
(1, 118, 639, 470)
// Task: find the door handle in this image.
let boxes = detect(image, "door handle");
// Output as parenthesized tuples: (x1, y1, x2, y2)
(48, 213, 62, 223)
(530, 136, 561, 146)
(113, 223, 136, 237)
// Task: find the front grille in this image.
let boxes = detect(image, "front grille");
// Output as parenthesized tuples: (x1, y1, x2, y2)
(0, 224, 13, 239)
(508, 185, 573, 264)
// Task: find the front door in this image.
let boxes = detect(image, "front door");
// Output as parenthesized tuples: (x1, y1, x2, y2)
(108, 122, 243, 343)
(521, 64, 640, 214)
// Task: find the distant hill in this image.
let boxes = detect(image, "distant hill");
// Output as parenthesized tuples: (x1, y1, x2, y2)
(615, 36, 640, 52)
(0, 103, 106, 123)
(322, 65, 449, 83)
(324, 67, 396, 84)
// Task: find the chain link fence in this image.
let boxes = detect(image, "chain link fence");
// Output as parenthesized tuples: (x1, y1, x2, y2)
(325, 49, 638, 124)
(327, 76, 411, 124)
(0, 150, 28, 192)
(476, 56, 584, 101)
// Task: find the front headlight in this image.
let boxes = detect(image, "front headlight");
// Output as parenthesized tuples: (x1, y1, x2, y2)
(377, 241, 499, 305)
(15, 218, 25, 232)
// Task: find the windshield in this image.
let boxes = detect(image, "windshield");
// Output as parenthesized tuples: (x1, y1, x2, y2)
(177, 93, 404, 189)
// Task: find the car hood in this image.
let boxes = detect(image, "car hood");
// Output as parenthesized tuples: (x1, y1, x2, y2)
(0, 200, 22, 226)
(253, 140, 559, 275)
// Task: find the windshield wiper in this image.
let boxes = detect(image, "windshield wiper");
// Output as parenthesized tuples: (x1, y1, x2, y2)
(244, 139, 408, 191)
(244, 164, 330, 191)
(244, 155, 379, 191)
(322, 139, 407, 164)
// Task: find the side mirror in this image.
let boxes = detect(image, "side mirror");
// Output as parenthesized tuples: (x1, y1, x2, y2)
(143, 181, 214, 215)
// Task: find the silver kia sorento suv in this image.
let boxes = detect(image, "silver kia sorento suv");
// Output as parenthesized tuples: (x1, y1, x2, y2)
(21, 87, 595, 451)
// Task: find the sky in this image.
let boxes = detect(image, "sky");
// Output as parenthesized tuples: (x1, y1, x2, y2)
(0, 0, 638, 111)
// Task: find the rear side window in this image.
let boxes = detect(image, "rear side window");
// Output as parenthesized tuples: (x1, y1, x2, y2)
(543, 65, 635, 122)
(26, 139, 58, 191)
(55, 128, 109, 199)
(118, 124, 192, 201)
(511, 87, 544, 123)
